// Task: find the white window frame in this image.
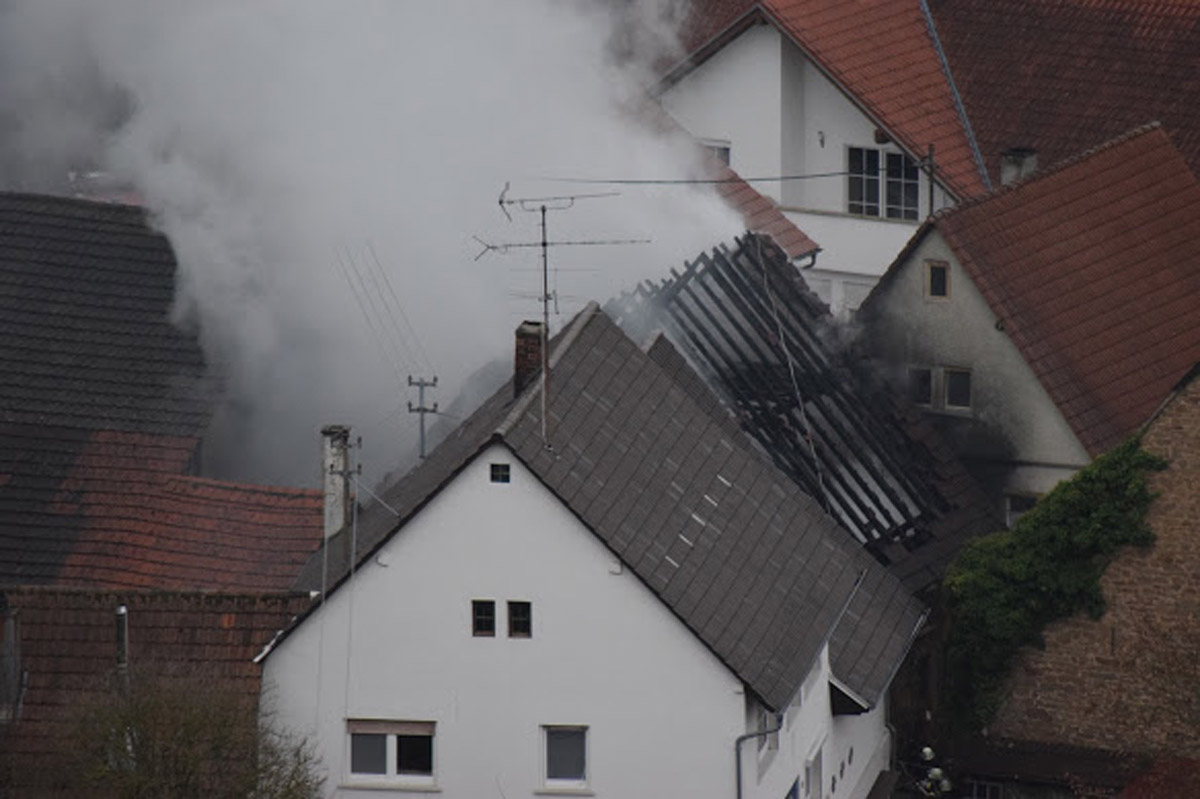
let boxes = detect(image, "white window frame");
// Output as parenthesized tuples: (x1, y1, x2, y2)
(346, 719, 436, 788)
(848, 146, 921, 219)
(540, 724, 588, 792)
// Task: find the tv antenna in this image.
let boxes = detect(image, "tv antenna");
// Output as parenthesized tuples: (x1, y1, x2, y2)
(474, 182, 650, 446)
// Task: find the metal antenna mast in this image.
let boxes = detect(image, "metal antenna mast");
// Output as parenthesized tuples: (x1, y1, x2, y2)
(475, 182, 649, 446)
(407, 375, 438, 459)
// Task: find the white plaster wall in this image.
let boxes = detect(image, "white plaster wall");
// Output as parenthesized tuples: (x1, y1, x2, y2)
(659, 23, 783, 203)
(866, 231, 1091, 502)
(264, 444, 751, 799)
(740, 648, 893, 799)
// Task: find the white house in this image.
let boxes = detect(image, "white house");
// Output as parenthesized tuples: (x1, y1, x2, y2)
(656, 1, 992, 312)
(261, 305, 925, 799)
(855, 124, 1200, 522)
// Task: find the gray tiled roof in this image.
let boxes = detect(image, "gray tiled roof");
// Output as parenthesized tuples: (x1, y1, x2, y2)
(295, 304, 924, 710)
(0, 192, 217, 437)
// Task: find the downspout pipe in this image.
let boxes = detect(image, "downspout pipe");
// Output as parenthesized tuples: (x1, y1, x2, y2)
(735, 712, 785, 799)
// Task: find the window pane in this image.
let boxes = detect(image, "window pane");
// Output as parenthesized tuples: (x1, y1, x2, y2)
(849, 148, 864, 172)
(865, 149, 879, 172)
(351, 733, 387, 775)
(928, 264, 948, 297)
(945, 370, 972, 408)
(490, 463, 510, 483)
(508, 601, 532, 638)
(546, 728, 586, 780)
(397, 734, 433, 775)
(473, 600, 495, 636)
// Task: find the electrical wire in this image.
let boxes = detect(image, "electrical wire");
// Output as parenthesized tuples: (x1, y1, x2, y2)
(366, 242, 436, 377)
(336, 250, 409, 388)
(541, 169, 854, 186)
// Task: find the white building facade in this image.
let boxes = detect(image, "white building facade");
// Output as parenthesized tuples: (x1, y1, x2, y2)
(263, 446, 893, 799)
(659, 22, 959, 313)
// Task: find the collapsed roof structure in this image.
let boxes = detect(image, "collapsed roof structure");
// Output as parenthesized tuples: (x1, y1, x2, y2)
(608, 234, 996, 589)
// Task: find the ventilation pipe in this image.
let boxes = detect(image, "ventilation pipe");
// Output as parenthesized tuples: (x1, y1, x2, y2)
(322, 425, 352, 539)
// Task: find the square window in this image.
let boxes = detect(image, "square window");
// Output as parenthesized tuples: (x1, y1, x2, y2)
(907, 367, 933, 406)
(508, 600, 532, 638)
(945, 369, 972, 409)
(350, 732, 387, 775)
(472, 600, 495, 637)
(348, 721, 435, 784)
(544, 726, 587, 784)
(926, 260, 949, 298)
(490, 463, 511, 483)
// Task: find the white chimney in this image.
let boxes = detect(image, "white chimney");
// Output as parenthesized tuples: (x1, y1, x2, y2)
(322, 425, 351, 539)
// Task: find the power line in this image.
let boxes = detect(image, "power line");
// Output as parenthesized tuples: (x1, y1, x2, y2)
(366, 242, 436, 376)
(540, 169, 855, 186)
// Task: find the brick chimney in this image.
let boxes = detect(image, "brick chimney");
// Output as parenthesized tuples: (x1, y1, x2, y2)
(321, 425, 351, 539)
(514, 321, 543, 397)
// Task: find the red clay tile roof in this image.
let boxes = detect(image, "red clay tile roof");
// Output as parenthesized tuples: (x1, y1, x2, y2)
(931, 0, 1200, 185)
(713, 163, 820, 258)
(673, 0, 989, 199)
(0, 587, 310, 793)
(0, 426, 323, 590)
(934, 124, 1200, 456)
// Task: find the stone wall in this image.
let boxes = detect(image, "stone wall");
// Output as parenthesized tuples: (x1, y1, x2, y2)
(991, 373, 1200, 756)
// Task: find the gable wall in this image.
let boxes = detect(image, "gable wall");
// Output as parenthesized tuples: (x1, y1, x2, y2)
(660, 23, 785, 199)
(863, 231, 1089, 514)
(991, 375, 1200, 757)
(264, 444, 753, 798)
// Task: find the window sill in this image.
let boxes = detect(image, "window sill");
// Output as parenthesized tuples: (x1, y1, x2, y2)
(340, 781, 441, 793)
(776, 205, 922, 225)
(534, 789, 594, 796)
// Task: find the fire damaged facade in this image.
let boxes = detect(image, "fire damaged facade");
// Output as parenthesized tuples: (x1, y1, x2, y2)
(608, 234, 997, 590)
(856, 124, 1200, 520)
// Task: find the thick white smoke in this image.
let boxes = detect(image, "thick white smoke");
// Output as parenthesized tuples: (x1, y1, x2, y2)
(0, 0, 739, 486)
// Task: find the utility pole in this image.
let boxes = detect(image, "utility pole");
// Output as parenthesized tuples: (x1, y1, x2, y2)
(407, 375, 438, 459)
(474, 183, 648, 448)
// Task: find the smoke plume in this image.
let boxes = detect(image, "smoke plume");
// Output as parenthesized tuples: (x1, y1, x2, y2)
(0, 0, 739, 486)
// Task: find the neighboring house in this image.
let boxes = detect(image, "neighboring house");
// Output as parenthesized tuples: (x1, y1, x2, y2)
(0, 587, 309, 796)
(950, 365, 1200, 795)
(262, 304, 926, 799)
(608, 234, 996, 589)
(855, 125, 1200, 518)
(0, 192, 324, 794)
(657, 0, 990, 312)
(0, 191, 324, 590)
(930, 0, 1200, 188)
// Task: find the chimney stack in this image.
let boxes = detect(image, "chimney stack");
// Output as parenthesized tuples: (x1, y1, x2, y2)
(514, 321, 543, 397)
(1000, 147, 1038, 185)
(322, 425, 351, 539)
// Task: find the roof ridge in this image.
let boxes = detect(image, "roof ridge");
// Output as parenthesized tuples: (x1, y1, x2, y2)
(930, 121, 1168, 222)
(0, 190, 146, 214)
(496, 301, 602, 436)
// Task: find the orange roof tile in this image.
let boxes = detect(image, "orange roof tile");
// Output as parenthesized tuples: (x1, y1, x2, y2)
(932, 0, 1200, 184)
(0, 427, 323, 591)
(675, 0, 989, 198)
(934, 125, 1200, 456)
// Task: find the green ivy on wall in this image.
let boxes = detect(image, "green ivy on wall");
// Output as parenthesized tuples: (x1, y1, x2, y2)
(942, 438, 1166, 730)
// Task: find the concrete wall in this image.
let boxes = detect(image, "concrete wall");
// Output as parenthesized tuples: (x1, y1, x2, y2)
(862, 230, 1090, 514)
(263, 443, 888, 798)
(991, 375, 1200, 757)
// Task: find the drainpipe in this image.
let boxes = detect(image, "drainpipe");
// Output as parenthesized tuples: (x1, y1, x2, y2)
(735, 712, 784, 799)
(115, 604, 129, 693)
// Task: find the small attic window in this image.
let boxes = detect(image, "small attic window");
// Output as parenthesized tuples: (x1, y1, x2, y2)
(701, 139, 731, 165)
(489, 463, 511, 483)
(925, 260, 949, 298)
